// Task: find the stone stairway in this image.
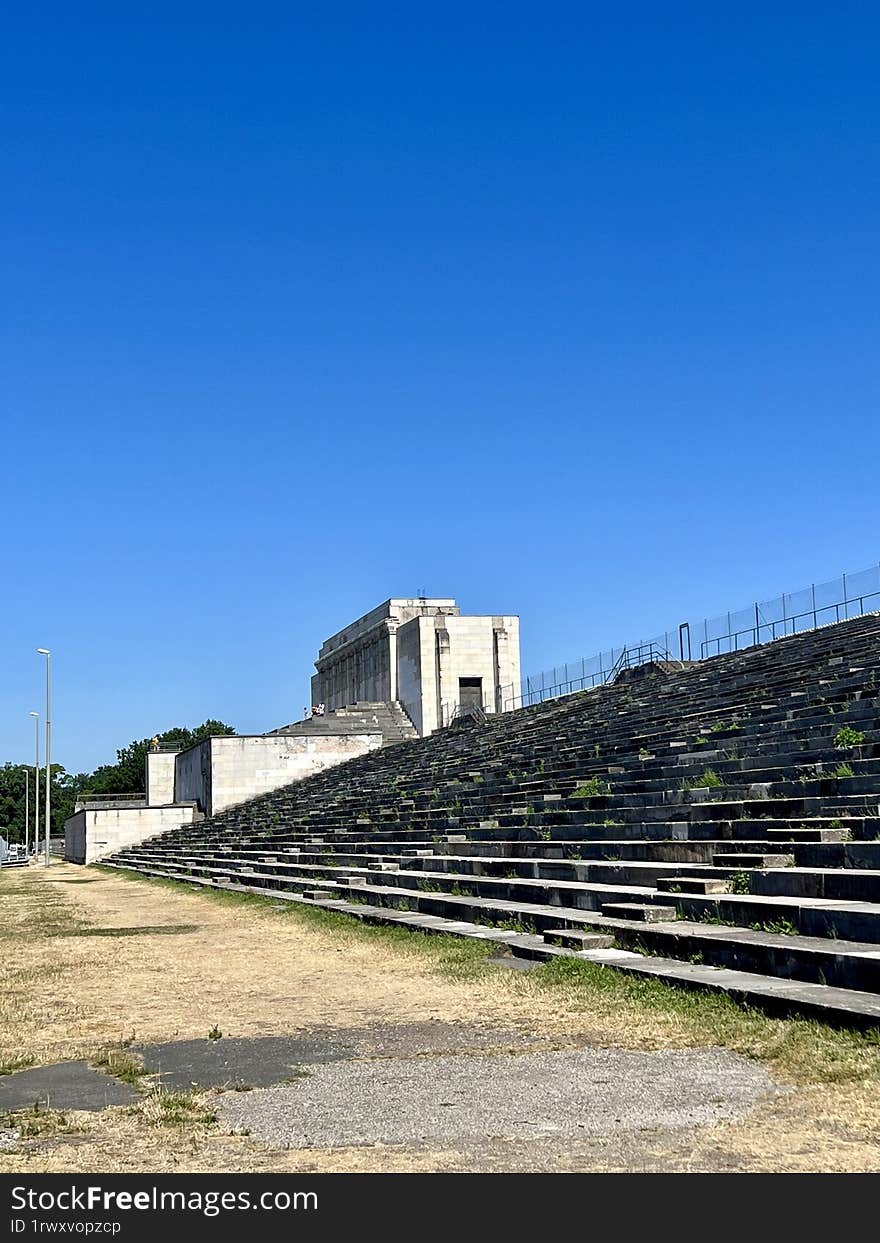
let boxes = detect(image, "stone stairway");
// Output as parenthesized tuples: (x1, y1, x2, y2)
(104, 612, 880, 1028)
(268, 701, 418, 745)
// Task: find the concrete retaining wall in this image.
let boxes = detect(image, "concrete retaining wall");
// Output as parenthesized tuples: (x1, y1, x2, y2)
(173, 733, 384, 817)
(65, 805, 197, 865)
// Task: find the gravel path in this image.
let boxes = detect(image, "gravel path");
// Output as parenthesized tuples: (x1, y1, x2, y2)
(219, 1046, 778, 1149)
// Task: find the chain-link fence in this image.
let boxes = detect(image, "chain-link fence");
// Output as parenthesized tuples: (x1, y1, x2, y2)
(499, 562, 880, 713)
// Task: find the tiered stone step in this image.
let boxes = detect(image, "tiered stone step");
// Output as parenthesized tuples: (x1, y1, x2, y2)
(713, 853, 795, 868)
(542, 929, 616, 949)
(600, 903, 677, 922)
(269, 701, 418, 745)
(657, 877, 732, 895)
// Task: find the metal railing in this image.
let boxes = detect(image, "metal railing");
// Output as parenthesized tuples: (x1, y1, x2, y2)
(441, 699, 492, 728)
(699, 581, 880, 657)
(500, 561, 880, 714)
(1, 843, 29, 867)
(607, 642, 675, 679)
(75, 793, 148, 811)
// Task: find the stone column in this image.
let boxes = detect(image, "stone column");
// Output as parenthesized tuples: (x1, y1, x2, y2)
(434, 621, 451, 728)
(388, 622, 398, 702)
(493, 623, 507, 713)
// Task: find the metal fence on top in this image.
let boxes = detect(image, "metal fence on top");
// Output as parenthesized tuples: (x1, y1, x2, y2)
(499, 562, 880, 713)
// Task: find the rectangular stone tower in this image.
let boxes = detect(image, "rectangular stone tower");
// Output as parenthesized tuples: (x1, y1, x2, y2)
(310, 598, 521, 735)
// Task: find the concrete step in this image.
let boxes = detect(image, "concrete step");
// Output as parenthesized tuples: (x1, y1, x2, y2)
(542, 929, 617, 950)
(657, 877, 732, 895)
(766, 827, 850, 843)
(547, 905, 880, 993)
(750, 867, 880, 902)
(121, 852, 880, 945)
(713, 853, 795, 868)
(600, 902, 677, 923)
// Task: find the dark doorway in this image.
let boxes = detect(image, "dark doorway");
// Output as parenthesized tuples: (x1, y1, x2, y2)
(459, 677, 483, 710)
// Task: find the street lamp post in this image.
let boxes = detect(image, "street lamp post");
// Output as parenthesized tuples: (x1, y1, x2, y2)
(29, 711, 40, 859)
(37, 650, 51, 866)
(24, 768, 29, 855)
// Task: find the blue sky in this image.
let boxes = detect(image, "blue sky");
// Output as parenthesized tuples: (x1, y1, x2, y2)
(2, 4, 879, 773)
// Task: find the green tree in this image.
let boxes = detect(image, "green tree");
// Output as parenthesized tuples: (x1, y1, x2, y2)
(0, 763, 31, 844)
(0, 763, 88, 844)
(52, 767, 91, 835)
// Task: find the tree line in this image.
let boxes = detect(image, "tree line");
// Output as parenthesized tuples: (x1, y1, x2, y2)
(0, 720, 235, 844)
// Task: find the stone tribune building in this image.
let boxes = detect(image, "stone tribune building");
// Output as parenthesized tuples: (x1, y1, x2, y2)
(311, 597, 521, 735)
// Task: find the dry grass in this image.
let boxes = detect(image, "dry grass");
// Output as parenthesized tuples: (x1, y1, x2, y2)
(0, 1106, 74, 1142)
(536, 956, 880, 1086)
(1, 862, 879, 1172)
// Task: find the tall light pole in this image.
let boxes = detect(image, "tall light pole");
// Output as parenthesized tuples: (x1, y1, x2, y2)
(23, 767, 29, 855)
(29, 711, 40, 859)
(37, 650, 51, 866)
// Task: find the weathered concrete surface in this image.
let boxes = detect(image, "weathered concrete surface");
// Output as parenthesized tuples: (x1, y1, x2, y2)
(145, 750, 177, 806)
(136, 1036, 353, 1090)
(174, 733, 384, 815)
(0, 1062, 139, 1111)
(136, 1023, 535, 1090)
(64, 805, 197, 865)
(218, 1047, 779, 1149)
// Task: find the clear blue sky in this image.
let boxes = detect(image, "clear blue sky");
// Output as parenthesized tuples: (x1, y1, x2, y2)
(2, 4, 879, 773)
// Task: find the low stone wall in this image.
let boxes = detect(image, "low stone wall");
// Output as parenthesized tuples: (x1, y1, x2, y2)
(64, 805, 197, 865)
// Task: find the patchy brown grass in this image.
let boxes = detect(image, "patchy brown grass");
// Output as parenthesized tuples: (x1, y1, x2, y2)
(1, 862, 879, 1172)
